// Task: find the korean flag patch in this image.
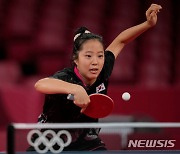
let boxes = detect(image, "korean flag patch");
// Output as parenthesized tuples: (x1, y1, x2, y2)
(96, 83, 105, 93)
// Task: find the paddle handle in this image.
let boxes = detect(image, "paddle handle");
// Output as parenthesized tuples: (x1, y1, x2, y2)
(67, 94, 74, 100)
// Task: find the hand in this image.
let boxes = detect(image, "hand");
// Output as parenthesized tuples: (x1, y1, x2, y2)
(146, 4, 162, 27)
(72, 85, 90, 112)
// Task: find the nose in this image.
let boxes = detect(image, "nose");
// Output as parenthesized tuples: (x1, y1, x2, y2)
(92, 57, 98, 65)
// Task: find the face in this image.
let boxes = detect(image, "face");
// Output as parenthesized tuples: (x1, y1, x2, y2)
(74, 39, 104, 85)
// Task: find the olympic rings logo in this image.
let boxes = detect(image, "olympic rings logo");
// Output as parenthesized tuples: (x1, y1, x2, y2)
(27, 129, 72, 153)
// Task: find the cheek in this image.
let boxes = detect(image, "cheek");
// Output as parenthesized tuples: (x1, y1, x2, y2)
(100, 59, 105, 68)
(76, 59, 88, 70)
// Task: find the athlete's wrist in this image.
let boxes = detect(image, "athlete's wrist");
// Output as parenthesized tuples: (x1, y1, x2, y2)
(69, 84, 82, 95)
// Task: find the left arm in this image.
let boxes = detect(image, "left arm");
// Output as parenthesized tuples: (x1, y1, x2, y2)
(106, 4, 162, 59)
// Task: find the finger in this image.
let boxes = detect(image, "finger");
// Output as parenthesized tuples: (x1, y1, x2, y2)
(73, 100, 83, 108)
(150, 11, 156, 19)
(81, 101, 90, 111)
(151, 4, 162, 9)
(80, 107, 86, 113)
(146, 9, 157, 19)
(150, 4, 162, 12)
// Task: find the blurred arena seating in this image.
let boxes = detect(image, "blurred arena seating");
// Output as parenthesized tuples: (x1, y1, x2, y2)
(0, 0, 180, 151)
(0, 0, 179, 85)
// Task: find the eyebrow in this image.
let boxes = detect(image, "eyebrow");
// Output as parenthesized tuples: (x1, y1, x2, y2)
(85, 51, 104, 54)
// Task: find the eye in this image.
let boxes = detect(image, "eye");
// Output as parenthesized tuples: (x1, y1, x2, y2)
(98, 54, 104, 58)
(85, 54, 91, 58)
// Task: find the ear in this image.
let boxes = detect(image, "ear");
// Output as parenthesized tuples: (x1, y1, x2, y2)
(74, 59, 78, 66)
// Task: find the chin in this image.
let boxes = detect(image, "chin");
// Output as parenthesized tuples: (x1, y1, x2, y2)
(89, 75, 98, 80)
(87, 72, 100, 80)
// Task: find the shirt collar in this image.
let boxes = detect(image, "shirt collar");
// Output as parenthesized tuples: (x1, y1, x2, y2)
(74, 66, 87, 86)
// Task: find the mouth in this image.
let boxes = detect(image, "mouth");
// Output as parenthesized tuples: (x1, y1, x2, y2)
(89, 68, 99, 74)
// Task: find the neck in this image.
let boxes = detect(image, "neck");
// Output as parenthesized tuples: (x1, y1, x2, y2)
(74, 67, 95, 86)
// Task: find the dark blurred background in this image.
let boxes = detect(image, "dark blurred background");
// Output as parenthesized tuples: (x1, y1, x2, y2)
(0, 0, 180, 151)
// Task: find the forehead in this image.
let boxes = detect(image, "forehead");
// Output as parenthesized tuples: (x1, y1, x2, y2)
(81, 39, 104, 51)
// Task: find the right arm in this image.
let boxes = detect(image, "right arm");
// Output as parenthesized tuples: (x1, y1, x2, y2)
(35, 78, 90, 111)
(35, 77, 81, 95)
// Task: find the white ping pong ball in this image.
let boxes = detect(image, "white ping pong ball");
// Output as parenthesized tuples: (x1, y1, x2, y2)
(122, 92, 131, 101)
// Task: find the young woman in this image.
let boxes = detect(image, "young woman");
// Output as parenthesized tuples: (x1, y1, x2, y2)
(32, 4, 162, 151)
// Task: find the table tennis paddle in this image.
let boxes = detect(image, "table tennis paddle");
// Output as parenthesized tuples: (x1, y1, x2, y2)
(67, 93, 114, 118)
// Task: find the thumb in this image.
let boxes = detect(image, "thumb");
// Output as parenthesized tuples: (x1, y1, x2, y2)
(149, 11, 156, 19)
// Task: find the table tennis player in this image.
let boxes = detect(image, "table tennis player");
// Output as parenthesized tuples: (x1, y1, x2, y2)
(28, 4, 162, 151)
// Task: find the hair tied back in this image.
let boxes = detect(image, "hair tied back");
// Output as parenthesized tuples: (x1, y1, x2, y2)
(73, 30, 91, 41)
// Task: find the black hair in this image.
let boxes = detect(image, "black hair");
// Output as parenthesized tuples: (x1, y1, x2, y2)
(71, 27, 104, 66)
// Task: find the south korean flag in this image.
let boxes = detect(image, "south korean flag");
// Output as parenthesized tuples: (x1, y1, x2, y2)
(96, 83, 105, 93)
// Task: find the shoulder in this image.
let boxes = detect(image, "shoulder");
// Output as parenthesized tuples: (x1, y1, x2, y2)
(98, 50, 115, 80)
(104, 50, 115, 65)
(50, 67, 74, 81)
(105, 50, 115, 60)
